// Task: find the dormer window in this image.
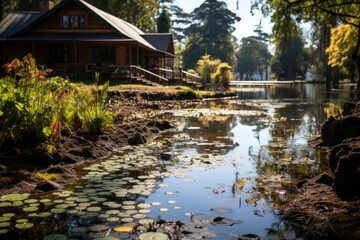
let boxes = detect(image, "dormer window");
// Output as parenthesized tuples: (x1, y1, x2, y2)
(62, 15, 86, 29)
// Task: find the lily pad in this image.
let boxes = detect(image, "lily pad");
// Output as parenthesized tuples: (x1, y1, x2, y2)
(93, 237, 119, 240)
(0, 222, 11, 228)
(114, 225, 134, 232)
(0, 217, 11, 222)
(139, 232, 169, 240)
(0, 229, 8, 234)
(43, 234, 68, 240)
(87, 207, 102, 212)
(89, 224, 109, 232)
(1, 193, 30, 202)
(15, 222, 34, 229)
(23, 206, 39, 212)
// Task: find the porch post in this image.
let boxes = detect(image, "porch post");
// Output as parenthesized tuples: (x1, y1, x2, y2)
(136, 46, 139, 66)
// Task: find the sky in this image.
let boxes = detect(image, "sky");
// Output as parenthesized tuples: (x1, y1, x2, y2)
(172, 0, 273, 42)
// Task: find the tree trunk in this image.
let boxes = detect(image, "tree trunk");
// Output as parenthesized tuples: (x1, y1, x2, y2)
(353, 26, 360, 90)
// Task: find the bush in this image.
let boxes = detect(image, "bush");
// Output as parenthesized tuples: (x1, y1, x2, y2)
(0, 54, 115, 145)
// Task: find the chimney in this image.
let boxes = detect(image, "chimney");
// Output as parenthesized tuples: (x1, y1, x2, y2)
(39, 0, 55, 13)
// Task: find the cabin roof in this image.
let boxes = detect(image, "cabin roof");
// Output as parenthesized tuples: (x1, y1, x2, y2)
(0, 0, 174, 56)
(142, 34, 175, 55)
(0, 12, 41, 38)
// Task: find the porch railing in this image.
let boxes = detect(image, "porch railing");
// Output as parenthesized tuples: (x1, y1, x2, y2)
(129, 65, 169, 86)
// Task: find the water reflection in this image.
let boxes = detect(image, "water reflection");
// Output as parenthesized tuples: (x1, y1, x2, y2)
(0, 84, 357, 240)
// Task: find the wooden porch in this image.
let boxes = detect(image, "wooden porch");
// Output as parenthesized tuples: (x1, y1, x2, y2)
(48, 63, 203, 88)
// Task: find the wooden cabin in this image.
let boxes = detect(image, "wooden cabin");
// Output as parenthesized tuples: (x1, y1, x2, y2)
(0, 0, 200, 87)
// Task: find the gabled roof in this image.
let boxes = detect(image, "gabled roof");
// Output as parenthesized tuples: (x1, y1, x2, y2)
(142, 34, 175, 56)
(0, 12, 41, 38)
(0, 0, 174, 56)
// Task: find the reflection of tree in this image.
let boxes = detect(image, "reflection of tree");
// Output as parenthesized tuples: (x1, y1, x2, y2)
(182, 115, 237, 154)
(251, 102, 328, 208)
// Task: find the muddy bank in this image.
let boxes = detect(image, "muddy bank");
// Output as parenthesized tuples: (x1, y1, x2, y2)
(0, 89, 187, 196)
(281, 102, 360, 239)
(0, 87, 234, 196)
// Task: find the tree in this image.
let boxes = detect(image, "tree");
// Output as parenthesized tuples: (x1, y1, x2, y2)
(1, 0, 62, 20)
(251, 0, 360, 88)
(326, 22, 359, 82)
(236, 36, 271, 80)
(87, 0, 158, 32)
(195, 54, 221, 83)
(157, 8, 172, 33)
(271, 15, 308, 80)
(212, 62, 234, 89)
(182, 0, 240, 70)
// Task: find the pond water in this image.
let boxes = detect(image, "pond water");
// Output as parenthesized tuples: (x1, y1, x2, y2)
(0, 84, 357, 240)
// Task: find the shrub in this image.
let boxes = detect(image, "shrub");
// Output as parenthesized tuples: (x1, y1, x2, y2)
(0, 55, 115, 145)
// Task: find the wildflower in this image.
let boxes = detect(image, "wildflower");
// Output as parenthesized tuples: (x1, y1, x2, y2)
(10, 58, 21, 71)
(3, 63, 12, 73)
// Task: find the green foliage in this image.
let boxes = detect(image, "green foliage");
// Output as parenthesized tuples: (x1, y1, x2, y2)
(326, 22, 359, 77)
(0, 54, 65, 143)
(182, 0, 240, 69)
(87, 0, 158, 32)
(271, 16, 308, 80)
(211, 62, 234, 89)
(195, 54, 234, 88)
(73, 76, 114, 134)
(176, 89, 199, 100)
(0, 55, 115, 144)
(251, 0, 360, 85)
(195, 54, 221, 83)
(157, 8, 172, 33)
(236, 36, 271, 80)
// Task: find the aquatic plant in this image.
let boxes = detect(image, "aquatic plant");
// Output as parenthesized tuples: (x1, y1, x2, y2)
(0, 55, 116, 145)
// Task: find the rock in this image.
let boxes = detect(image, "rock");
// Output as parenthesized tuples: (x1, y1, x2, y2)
(320, 115, 360, 147)
(35, 181, 56, 192)
(334, 152, 360, 200)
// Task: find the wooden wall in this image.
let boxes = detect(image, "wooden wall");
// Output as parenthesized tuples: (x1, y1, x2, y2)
(30, 1, 112, 34)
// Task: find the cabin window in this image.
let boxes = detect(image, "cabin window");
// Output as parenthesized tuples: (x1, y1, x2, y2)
(62, 15, 86, 29)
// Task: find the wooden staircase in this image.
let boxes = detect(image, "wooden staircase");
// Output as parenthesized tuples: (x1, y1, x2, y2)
(129, 65, 168, 87)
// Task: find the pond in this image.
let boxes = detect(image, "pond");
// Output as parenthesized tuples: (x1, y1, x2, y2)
(0, 83, 356, 240)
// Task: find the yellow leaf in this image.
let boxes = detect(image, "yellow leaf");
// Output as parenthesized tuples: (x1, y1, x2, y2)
(114, 226, 134, 233)
(237, 179, 244, 189)
(245, 198, 252, 204)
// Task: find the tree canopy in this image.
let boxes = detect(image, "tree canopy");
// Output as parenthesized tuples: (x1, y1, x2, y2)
(87, 0, 158, 32)
(157, 8, 172, 33)
(182, 0, 240, 70)
(236, 36, 271, 80)
(251, 0, 360, 86)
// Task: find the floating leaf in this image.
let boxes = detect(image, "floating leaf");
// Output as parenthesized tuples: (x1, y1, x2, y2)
(43, 234, 68, 240)
(0, 217, 11, 222)
(23, 206, 39, 212)
(0, 222, 11, 228)
(89, 224, 109, 232)
(87, 207, 102, 212)
(16, 218, 29, 223)
(0, 229, 8, 234)
(114, 226, 134, 232)
(2, 213, 15, 218)
(1, 194, 30, 202)
(15, 222, 34, 229)
(93, 237, 119, 240)
(121, 217, 134, 223)
(139, 232, 169, 240)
